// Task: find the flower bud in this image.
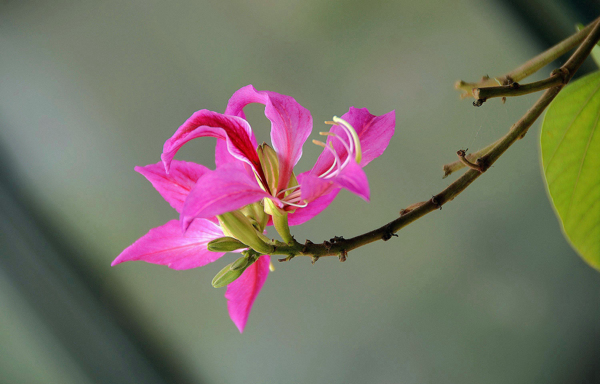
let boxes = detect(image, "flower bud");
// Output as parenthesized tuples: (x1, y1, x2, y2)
(257, 143, 280, 194)
(207, 236, 247, 252)
(211, 263, 245, 288)
(217, 211, 274, 255)
(229, 255, 249, 271)
(211, 254, 256, 288)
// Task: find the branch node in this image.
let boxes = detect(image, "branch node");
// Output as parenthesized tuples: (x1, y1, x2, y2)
(502, 76, 514, 86)
(330, 236, 344, 243)
(473, 98, 486, 107)
(302, 239, 313, 254)
(431, 195, 442, 210)
(382, 225, 398, 241)
(323, 240, 332, 251)
(457, 149, 484, 172)
(338, 250, 348, 262)
(475, 157, 490, 172)
(551, 67, 570, 84)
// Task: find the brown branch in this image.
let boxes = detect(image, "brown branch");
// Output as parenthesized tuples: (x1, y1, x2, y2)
(455, 16, 600, 98)
(267, 18, 600, 260)
(472, 70, 568, 104)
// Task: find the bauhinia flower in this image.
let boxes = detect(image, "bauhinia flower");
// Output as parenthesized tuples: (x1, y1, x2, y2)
(113, 85, 395, 332)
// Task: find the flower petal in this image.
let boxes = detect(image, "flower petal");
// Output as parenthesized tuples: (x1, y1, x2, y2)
(298, 172, 335, 203)
(225, 85, 313, 192)
(299, 161, 369, 205)
(161, 109, 260, 173)
(333, 160, 370, 201)
(311, 108, 395, 176)
(287, 188, 339, 226)
(112, 219, 225, 270)
(181, 162, 277, 228)
(135, 160, 210, 213)
(225, 255, 270, 333)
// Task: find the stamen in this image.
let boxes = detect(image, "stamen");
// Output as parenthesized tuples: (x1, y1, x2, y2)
(319, 155, 338, 179)
(282, 200, 308, 208)
(324, 121, 354, 159)
(332, 116, 362, 164)
(284, 190, 302, 200)
(276, 184, 301, 197)
(317, 142, 342, 179)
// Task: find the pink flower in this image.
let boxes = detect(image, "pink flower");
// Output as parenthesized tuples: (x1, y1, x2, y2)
(113, 85, 395, 332)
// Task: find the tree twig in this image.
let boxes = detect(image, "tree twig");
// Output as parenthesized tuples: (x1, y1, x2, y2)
(266, 18, 600, 260)
(472, 70, 568, 104)
(455, 16, 600, 98)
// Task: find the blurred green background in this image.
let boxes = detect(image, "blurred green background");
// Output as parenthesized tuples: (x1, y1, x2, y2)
(1, 1, 600, 383)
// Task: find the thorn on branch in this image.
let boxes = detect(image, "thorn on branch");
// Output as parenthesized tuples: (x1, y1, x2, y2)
(323, 240, 332, 251)
(338, 250, 348, 262)
(278, 255, 295, 263)
(311, 256, 319, 265)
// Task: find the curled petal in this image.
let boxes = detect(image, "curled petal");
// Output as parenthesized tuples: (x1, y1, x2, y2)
(225, 85, 312, 192)
(225, 255, 270, 333)
(162, 109, 260, 173)
(181, 162, 279, 229)
(112, 219, 225, 270)
(135, 160, 210, 213)
(311, 108, 395, 176)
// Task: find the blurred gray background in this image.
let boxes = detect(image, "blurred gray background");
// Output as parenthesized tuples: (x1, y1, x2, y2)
(1, 1, 600, 383)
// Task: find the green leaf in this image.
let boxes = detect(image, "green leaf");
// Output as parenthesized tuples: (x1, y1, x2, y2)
(576, 23, 600, 69)
(541, 71, 600, 270)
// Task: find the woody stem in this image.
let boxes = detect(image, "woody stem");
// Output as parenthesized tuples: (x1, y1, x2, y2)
(267, 17, 600, 260)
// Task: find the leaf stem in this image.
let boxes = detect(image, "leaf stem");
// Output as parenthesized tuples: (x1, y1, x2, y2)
(267, 18, 600, 260)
